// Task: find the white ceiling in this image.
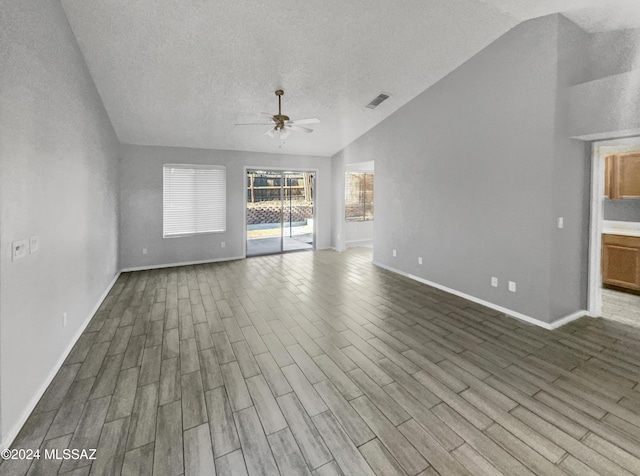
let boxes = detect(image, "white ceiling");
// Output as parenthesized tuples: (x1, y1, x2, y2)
(59, 0, 640, 157)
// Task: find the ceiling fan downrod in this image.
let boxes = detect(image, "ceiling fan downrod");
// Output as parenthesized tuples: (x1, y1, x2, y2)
(274, 90, 288, 129)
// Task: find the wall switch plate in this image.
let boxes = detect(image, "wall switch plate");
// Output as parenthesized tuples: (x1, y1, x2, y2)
(221, 241, 226, 248)
(418, 257, 422, 265)
(392, 249, 397, 257)
(508, 281, 517, 292)
(143, 248, 147, 255)
(557, 217, 564, 229)
(29, 235, 39, 253)
(12, 240, 28, 261)
(491, 277, 498, 287)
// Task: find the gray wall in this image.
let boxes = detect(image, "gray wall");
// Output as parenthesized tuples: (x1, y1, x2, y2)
(604, 199, 640, 222)
(568, 27, 640, 140)
(119, 144, 332, 269)
(587, 27, 640, 81)
(332, 15, 591, 324)
(0, 0, 120, 444)
(549, 17, 591, 321)
(345, 221, 374, 247)
(569, 70, 640, 140)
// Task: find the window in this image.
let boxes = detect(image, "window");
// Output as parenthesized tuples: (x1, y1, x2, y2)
(163, 164, 226, 237)
(345, 172, 374, 221)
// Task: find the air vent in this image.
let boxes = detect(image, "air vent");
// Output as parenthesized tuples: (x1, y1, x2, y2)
(365, 93, 390, 109)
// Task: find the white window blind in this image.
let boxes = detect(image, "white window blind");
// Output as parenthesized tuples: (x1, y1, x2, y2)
(163, 164, 226, 237)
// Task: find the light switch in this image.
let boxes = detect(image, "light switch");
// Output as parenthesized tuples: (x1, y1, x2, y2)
(557, 217, 564, 229)
(30, 235, 39, 254)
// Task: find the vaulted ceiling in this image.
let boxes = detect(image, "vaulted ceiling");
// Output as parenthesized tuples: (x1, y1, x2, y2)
(60, 0, 640, 157)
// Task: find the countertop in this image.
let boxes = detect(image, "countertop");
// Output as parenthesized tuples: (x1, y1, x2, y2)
(603, 220, 640, 237)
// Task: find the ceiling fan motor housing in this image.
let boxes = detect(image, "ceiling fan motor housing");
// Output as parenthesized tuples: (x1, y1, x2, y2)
(273, 114, 289, 129)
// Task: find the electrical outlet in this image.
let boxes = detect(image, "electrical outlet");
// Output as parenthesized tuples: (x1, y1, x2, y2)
(12, 240, 28, 261)
(508, 281, 517, 292)
(221, 241, 226, 248)
(557, 217, 564, 229)
(392, 249, 397, 258)
(63, 312, 67, 327)
(29, 235, 39, 253)
(491, 277, 498, 287)
(143, 248, 147, 255)
(418, 257, 423, 265)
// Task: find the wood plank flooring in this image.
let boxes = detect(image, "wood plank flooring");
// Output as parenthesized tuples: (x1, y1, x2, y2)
(602, 287, 640, 328)
(3, 247, 640, 475)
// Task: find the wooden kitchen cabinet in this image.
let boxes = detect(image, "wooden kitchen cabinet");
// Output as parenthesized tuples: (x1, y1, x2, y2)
(602, 233, 640, 290)
(605, 152, 640, 200)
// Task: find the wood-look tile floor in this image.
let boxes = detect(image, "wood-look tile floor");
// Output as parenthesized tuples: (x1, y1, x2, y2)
(3, 247, 640, 475)
(602, 287, 640, 328)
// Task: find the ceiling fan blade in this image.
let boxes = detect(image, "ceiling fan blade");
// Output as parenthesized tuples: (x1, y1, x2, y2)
(235, 122, 274, 126)
(265, 128, 276, 138)
(285, 124, 314, 133)
(287, 118, 320, 125)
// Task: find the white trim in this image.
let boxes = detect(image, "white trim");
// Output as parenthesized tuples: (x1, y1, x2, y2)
(587, 143, 604, 318)
(121, 255, 244, 272)
(1, 272, 121, 451)
(547, 310, 590, 329)
(372, 261, 587, 330)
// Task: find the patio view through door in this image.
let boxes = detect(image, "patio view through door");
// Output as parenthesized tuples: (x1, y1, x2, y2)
(246, 169, 315, 256)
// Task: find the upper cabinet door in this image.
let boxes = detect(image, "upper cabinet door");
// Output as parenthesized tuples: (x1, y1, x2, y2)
(605, 152, 640, 200)
(605, 154, 613, 199)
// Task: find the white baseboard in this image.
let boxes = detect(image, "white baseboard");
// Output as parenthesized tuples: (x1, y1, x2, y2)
(1, 272, 121, 451)
(121, 255, 244, 272)
(547, 310, 589, 329)
(372, 261, 587, 330)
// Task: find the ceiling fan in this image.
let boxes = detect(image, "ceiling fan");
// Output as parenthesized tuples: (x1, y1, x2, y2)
(235, 90, 319, 140)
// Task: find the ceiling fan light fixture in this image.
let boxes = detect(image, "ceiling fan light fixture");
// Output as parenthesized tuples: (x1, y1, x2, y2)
(236, 90, 320, 141)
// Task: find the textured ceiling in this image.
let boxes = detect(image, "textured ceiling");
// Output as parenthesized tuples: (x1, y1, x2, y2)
(59, 0, 640, 157)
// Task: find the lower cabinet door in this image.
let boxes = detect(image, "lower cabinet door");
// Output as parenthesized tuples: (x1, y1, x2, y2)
(603, 241, 640, 290)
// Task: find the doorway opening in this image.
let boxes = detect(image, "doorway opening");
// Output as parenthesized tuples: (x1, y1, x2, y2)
(588, 137, 640, 327)
(246, 169, 315, 256)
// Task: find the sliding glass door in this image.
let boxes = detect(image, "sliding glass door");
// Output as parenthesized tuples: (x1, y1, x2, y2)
(282, 172, 314, 252)
(246, 170, 315, 256)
